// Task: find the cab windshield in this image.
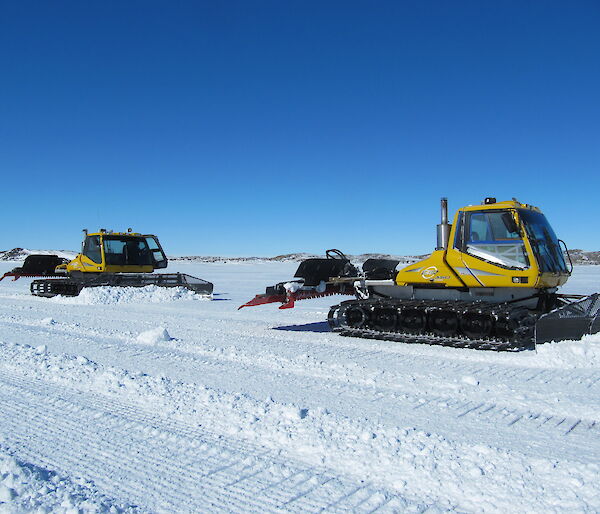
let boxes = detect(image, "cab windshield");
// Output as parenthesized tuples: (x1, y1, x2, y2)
(103, 236, 153, 266)
(517, 209, 568, 273)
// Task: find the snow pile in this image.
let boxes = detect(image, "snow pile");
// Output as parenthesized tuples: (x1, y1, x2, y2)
(0, 448, 136, 512)
(533, 333, 600, 368)
(284, 280, 326, 293)
(50, 285, 204, 305)
(136, 327, 173, 345)
(461, 375, 480, 386)
(283, 281, 302, 293)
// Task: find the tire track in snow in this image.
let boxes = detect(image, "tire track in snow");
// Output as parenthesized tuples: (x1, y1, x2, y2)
(3, 339, 600, 481)
(0, 368, 418, 513)
(3, 317, 600, 457)
(3, 314, 600, 393)
(3, 315, 600, 398)
(402, 393, 600, 438)
(2, 320, 600, 463)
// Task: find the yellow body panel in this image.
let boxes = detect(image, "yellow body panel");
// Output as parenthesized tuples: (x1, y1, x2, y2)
(66, 254, 105, 273)
(395, 251, 465, 287)
(395, 200, 570, 290)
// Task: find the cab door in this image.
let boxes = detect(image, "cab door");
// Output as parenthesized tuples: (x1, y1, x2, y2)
(446, 210, 534, 287)
(144, 235, 168, 269)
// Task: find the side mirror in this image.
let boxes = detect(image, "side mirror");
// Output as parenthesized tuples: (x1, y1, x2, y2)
(501, 212, 520, 235)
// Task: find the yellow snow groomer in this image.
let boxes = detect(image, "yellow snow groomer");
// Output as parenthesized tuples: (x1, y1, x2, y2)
(241, 198, 600, 350)
(2, 229, 213, 297)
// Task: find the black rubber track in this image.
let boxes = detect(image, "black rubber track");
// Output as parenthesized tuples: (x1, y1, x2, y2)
(327, 298, 537, 352)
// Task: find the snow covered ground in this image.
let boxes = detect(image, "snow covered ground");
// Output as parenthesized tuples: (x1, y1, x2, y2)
(0, 260, 600, 512)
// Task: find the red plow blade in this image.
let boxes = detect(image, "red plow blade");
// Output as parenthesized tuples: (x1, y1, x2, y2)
(239, 284, 353, 310)
(1, 271, 66, 282)
(0, 272, 22, 282)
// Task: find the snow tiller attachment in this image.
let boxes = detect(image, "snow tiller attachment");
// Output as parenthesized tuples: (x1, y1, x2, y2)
(0, 255, 69, 281)
(240, 197, 600, 351)
(239, 249, 398, 309)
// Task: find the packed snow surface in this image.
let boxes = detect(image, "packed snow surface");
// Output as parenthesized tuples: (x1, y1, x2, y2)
(0, 448, 137, 512)
(0, 261, 600, 512)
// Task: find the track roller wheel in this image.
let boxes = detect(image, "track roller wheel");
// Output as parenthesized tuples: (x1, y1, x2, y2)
(344, 305, 368, 328)
(372, 307, 397, 331)
(428, 309, 459, 337)
(494, 315, 513, 341)
(398, 307, 426, 334)
(460, 312, 493, 339)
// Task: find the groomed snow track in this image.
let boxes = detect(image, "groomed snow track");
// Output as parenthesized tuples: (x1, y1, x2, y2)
(0, 369, 411, 513)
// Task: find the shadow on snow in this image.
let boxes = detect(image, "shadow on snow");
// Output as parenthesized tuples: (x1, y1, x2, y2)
(273, 321, 331, 333)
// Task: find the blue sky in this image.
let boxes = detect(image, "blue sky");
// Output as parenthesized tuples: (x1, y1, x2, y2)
(1, 1, 598, 256)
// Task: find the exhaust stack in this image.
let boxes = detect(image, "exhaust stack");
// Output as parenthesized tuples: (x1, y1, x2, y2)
(436, 197, 451, 250)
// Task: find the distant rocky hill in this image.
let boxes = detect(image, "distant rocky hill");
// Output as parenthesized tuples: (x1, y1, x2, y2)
(173, 253, 319, 263)
(567, 249, 600, 265)
(0, 248, 77, 261)
(171, 253, 425, 264)
(2, 247, 599, 265)
(161, 250, 600, 266)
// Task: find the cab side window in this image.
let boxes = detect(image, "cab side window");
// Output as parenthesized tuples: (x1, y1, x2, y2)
(468, 212, 519, 242)
(145, 236, 167, 268)
(103, 239, 126, 265)
(463, 211, 529, 269)
(469, 213, 491, 242)
(83, 236, 102, 264)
